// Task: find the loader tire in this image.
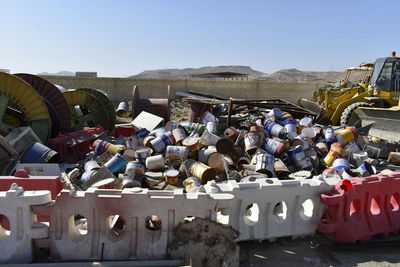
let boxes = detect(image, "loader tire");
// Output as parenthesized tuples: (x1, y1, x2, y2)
(340, 102, 373, 127)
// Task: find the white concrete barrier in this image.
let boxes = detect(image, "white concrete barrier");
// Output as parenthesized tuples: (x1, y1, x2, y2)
(0, 176, 340, 263)
(0, 184, 51, 263)
(206, 176, 340, 242)
(33, 188, 234, 261)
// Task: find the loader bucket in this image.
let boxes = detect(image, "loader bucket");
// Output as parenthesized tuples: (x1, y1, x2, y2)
(349, 107, 400, 143)
(297, 99, 331, 125)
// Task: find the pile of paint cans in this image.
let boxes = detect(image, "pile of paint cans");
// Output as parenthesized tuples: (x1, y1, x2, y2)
(68, 107, 379, 192)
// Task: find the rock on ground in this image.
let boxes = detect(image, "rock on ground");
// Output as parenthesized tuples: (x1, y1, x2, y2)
(168, 217, 240, 267)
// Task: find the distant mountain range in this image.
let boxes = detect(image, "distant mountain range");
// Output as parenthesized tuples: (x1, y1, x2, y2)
(258, 68, 344, 83)
(129, 66, 347, 83)
(38, 66, 358, 83)
(128, 66, 264, 80)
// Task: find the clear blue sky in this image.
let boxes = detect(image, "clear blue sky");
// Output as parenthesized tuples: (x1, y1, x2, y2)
(1, 0, 398, 77)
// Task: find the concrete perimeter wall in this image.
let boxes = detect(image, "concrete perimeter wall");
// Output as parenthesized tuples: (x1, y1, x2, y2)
(41, 76, 319, 104)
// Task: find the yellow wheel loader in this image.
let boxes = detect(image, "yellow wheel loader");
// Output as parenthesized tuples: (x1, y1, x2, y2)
(299, 54, 400, 142)
(348, 56, 400, 143)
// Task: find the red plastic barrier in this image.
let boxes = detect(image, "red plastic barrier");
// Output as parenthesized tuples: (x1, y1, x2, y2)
(48, 126, 105, 163)
(318, 172, 400, 243)
(0, 175, 64, 199)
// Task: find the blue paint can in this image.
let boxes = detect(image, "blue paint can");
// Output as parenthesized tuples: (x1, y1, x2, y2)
(255, 153, 276, 177)
(355, 162, 376, 176)
(150, 136, 166, 153)
(332, 158, 350, 171)
(161, 135, 170, 146)
(136, 128, 150, 138)
(21, 142, 59, 163)
(264, 120, 286, 138)
(283, 119, 297, 133)
(287, 145, 306, 162)
(267, 108, 283, 119)
(161, 133, 175, 146)
(92, 140, 109, 155)
(104, 153, 127, 174)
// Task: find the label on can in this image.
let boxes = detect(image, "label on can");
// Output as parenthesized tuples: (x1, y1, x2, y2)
(244, 133, 260, 151)
(165, 169, 179, 184)
(274, 158, 289, 174)
(126, 161, 145, 174)
(165, 132, 176, 145)
(288, 146, 306, 161)
(284, 119, 297, 133)
(264, 138, 283, 156)
(94, 140, 109, 155)
(107, 144, 123, 155)
(192, 163, 203, 180)
(332, 158, 350, 170)
(166, 145, 187, 161)
(104, 154, 127, 174)
(135, 147, 153, 160)
(172, 128, 187, 143)
(255, 153, 274, 169)
(323, 151, 340, 166)
(126, 136, 140, 149)
(331, 146, 345, 156)
(270, 124, 283, 137)
(191, 162, 209, 181)
(151, 137, 166, 153)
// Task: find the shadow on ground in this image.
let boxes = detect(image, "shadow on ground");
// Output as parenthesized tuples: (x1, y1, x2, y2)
(240, 232, 400, 266)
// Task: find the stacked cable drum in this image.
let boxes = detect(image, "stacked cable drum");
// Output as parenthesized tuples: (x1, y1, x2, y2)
(0, 72, 115, 145)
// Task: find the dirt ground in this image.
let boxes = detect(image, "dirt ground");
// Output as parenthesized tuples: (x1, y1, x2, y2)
(239, 233, 400, 266)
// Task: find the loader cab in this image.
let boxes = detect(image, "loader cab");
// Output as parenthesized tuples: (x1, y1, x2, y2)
(370, 57, 400, 92)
